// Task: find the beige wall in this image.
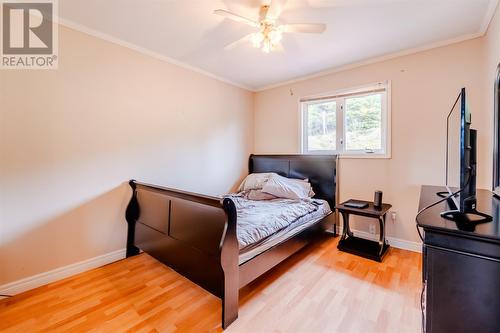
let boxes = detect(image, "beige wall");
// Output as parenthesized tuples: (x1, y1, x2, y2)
(1, 4, 499, 287)
(255, 38, 489, 244)
(0, 26, 254, 285)
(485, 3, 500, 140)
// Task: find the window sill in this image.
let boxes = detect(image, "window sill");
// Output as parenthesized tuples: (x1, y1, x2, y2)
(302, 151, 391, 159)
(340, 153, 391, 160)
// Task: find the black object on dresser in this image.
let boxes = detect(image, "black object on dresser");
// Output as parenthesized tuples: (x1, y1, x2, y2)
(336, 200, 392, 262)
(417, 185, 500, 333)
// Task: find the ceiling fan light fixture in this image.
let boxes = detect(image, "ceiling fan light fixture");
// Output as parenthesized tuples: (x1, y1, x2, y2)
(251, 25, 282, 53)
(268, 28, 283, 44)
(262, 39, 272, 53)
(216, 4, 326, 54)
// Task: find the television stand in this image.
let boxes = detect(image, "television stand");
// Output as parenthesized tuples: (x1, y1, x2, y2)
(440, 209, 492, 227)
(436, 191, 451, 198)
(417, 185, 500, 333)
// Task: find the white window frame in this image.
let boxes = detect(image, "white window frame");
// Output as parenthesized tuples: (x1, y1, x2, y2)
(300, 81, 391, 159)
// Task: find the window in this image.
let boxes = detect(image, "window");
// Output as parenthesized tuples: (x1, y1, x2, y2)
(301, 82, 390, 157)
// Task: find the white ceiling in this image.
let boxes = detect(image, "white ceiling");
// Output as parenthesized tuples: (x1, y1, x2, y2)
(59, 0, 499, 90)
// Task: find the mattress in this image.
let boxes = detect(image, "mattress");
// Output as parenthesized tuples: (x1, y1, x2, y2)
(238, 199, 331, 264)
(227, 195, 325, 249)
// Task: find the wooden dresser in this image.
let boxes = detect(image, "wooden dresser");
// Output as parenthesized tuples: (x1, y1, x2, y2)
(417, 185, 500, 333)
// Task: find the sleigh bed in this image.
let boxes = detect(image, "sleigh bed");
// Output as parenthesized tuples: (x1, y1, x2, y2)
(125, 154, 338, 329)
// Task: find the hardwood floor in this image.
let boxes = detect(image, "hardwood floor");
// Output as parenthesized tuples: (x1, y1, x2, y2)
(0, 236, 422, 332)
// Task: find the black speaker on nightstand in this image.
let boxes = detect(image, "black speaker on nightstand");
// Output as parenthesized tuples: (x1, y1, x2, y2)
(374, 190, 383, 209)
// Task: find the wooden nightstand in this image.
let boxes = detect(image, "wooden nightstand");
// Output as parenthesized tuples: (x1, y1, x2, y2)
(335, 200, 392, 262)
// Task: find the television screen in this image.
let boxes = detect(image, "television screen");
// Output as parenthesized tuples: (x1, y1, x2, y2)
(442, 88, 491, 223)
(446, 93, 462, 192)
(445, 88, 471, 211)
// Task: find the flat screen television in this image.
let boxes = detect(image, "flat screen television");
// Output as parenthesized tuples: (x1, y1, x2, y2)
(441, 88, 491, 223)
(493, 64, 500, 196)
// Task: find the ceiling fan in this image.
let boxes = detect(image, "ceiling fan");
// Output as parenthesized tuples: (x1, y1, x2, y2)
(214, 1, 326, 53)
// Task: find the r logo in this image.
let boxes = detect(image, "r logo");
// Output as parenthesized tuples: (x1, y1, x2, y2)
(2, 2, 53, 54)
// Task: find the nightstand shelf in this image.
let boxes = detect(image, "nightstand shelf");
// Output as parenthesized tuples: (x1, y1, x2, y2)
(335, 200, 392, 262)
(337, 236, 390, 262)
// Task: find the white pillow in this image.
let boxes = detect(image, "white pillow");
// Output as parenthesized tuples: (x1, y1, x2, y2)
(261, 174, 313, 199)
(246, 189, 278, 201)
(237, 173, 276, 192)
(288, 178, 315, 197)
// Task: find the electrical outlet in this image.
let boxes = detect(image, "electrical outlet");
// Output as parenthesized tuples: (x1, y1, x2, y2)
(369, 224, 376, 234)
(391, 211, 397, 222)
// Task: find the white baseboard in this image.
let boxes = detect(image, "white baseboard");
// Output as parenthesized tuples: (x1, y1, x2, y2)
(0, 228, 421, 297)
(336, 225, 422, 253)
(0, 248, 126, 296)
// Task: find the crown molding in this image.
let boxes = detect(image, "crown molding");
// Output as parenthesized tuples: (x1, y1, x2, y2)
(481, 0, 500, 34)
(255, 0, 499, 91)
(255, 32, 484, 91)
(58, 18, 255, 92)
(57, 0, 499, 93)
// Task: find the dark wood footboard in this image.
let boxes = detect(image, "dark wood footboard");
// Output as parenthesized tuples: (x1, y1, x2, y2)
(125, 154, 338, 329)
(125, 180, 239, 328)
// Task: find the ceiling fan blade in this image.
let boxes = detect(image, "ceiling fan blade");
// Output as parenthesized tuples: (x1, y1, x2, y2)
(281, 23, 326, 33)
(213, 9, 259, 27)
(224, 34, 254, 50)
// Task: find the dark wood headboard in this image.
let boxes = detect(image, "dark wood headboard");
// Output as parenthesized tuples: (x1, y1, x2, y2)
(248, 154, 337, 208)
